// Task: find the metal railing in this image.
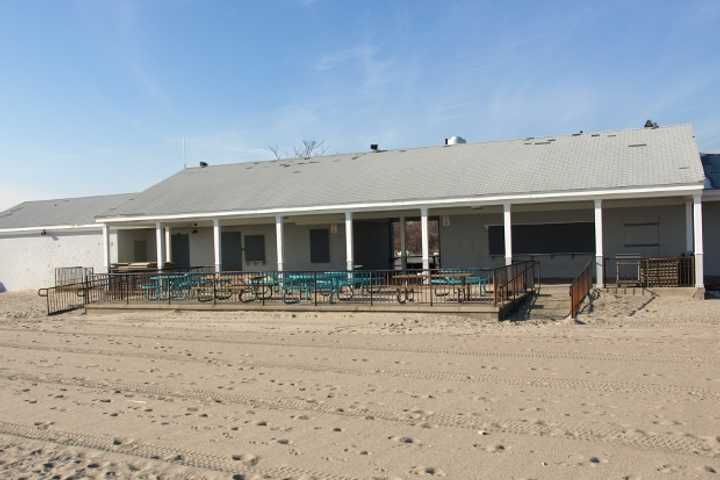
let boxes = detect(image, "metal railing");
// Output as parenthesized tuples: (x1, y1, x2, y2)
(38, 282, 88, 315)
(493, 261, 539, 306)
(89, 268, 499, 307)
(569, 259, 594, 319)
(37, 262, 539, 316)
(603, 255, 694, 288)
(55, 266, 94, 287)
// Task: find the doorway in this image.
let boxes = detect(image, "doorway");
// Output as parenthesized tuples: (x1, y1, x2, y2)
(354, 220, 393, 270)
(222, 231, 243, 271)
(171, 233, 190, 269)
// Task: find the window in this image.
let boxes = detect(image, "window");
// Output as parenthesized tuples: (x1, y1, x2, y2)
(133, 240, 148, 261)
(310, 229, 330, 263)
(623, 222, 659, 248)
(244, 235, 266, 263)
(488, 223, 595, 255)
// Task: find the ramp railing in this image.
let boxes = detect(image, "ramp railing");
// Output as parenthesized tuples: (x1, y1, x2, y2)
(569, 259, 594, 319)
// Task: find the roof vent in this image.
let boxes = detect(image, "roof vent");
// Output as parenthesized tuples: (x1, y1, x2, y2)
(370, 144, 379, 152)
(444, 136, 467, 146)
(199, 161, 208, 168)
(644, 120, 659, 129)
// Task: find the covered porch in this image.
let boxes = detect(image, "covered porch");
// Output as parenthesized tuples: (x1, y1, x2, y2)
(102, 192, 704, 290)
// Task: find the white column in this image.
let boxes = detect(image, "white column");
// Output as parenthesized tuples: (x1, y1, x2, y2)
(165, 226, 172, 264)
(693, 193, 704, 288)
(155, 222, 165, 270)
(345, 211, 354, 271)
(685, 199, 693, 253)
(399, 216, 407, 270)
(212, 219, 222, 273)
(594, 199, 604, 288)
(503, 203, 512, 266)
(102, 224, 111, 272)
(275, 215, 284, 272)
(420, 208, 430, 271)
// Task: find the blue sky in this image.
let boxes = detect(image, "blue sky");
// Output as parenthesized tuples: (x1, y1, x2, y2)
(1, 0, 719, 210)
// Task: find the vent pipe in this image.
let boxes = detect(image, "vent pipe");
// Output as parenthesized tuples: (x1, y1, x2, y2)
(444, 136, 467, 146)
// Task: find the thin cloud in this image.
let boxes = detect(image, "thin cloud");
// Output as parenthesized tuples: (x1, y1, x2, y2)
(316, 44, 394, 90)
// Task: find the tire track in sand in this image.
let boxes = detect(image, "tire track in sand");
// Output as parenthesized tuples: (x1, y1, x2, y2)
(0, 421, 357, 480)
(0, 326, 711, 365)
(2, 371, 718, 458)
(0, 340, 717, 400)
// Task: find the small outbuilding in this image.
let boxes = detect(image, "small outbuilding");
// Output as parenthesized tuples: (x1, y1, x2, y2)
(0, 193, 133, 291)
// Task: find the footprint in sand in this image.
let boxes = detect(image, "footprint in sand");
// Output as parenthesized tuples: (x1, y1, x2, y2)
(389, 435, 417, 445)
(231, 453, 260, 466)
(410, 465, 447, 476)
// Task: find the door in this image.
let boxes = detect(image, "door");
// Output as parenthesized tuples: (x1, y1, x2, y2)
(171, 233, 190, 269)
(354, 220, 393, 270)
(221, 231, 243, 271)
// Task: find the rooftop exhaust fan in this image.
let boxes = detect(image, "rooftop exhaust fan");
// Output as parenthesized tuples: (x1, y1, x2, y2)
(444, 136, 467, 145)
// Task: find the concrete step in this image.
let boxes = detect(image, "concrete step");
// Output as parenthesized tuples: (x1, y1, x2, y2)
(527, 289, 570, 320)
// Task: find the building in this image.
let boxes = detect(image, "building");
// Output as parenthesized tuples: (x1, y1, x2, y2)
(0, 194, 133, 291)
(1, 123, 718, 293)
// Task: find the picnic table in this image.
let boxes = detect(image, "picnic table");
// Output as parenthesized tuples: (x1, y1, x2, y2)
(209, 273, 276, 302)
(143, 273, 192, 300)
(281, 272, 374, 304)
(393, 271, 489, 303)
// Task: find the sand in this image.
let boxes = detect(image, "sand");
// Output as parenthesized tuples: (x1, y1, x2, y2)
(0, 289, 719, 479)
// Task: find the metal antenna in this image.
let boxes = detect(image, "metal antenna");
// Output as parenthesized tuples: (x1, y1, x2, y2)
(182, 138, 186, 168)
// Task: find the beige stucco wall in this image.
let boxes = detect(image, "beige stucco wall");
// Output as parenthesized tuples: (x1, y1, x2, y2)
(282, 222, 347, 271)
(0, 230, 108, 291)
(168, 227, 213, 267)
(172, 221, 347, 272)
(116, 229, 156, 263)
(177, 224, 278, 271)
(440, 203, 689, 280)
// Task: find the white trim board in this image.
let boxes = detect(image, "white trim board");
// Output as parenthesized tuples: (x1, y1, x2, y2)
(484, 220, 594, 228)
(0, 224, 101, 235)
(703, 190, 720, 202)
(96, 184, 705, 225)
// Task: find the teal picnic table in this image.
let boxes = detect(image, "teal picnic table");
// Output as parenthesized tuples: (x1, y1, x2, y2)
(143, 273, 189, 300)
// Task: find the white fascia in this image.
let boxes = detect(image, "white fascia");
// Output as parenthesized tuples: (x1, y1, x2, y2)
(0, 224, 101, 235)
(702, 189, 720, 202)
(95, 183, 705, 225)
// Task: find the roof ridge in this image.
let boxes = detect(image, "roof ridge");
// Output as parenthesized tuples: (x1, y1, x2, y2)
(180, 123, 695, 171)
(12, 192, 135, 205)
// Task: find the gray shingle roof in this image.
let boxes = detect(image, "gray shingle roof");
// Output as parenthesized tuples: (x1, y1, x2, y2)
(0, 193, 135, 229)
(104, 124, 705, 219)
(702, 153, 720, 189)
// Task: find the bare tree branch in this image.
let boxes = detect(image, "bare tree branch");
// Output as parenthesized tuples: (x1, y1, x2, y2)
(294, 139, 326, 159)
(267, 145, 282, 160)
(268, 140, 328, 160)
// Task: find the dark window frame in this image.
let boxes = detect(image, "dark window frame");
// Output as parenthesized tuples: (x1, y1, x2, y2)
(488, 222, 595, 256)
(133, 239, 148, 262)
(244, 234, 266, 263)
(310, 228, 331, 263)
